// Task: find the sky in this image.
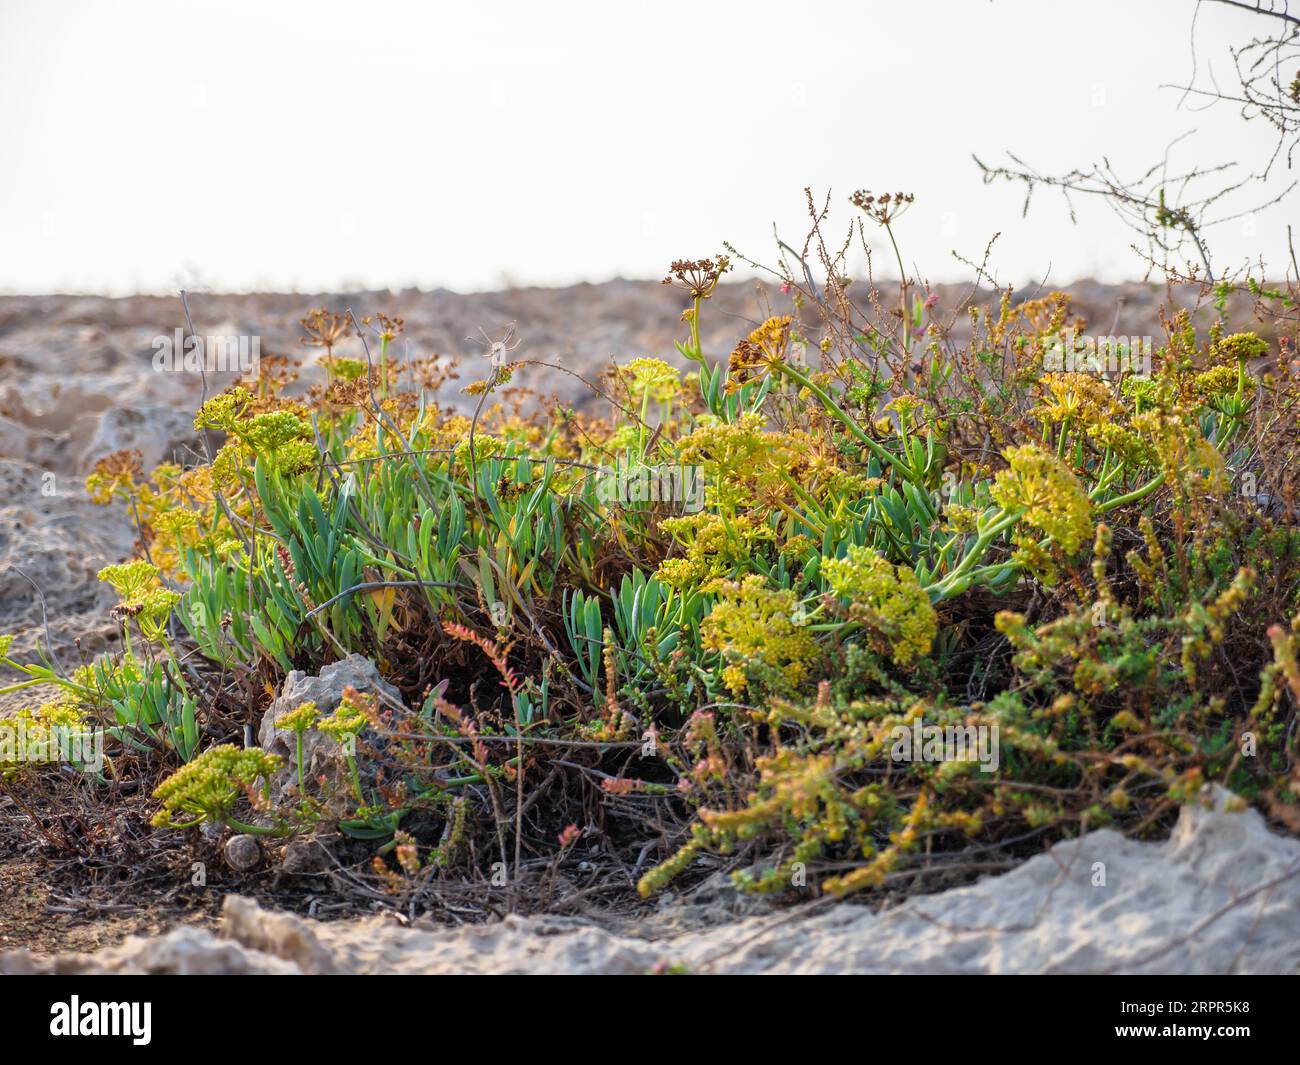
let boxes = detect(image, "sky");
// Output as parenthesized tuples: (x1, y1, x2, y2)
(0, 0, 1295, 294)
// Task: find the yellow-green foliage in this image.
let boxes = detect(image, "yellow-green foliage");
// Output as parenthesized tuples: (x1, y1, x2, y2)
(58, 250, 1300, 902)
(991, 445, 1093, 554)
(821, 545, 937, 664)
(151, 745, 283, 832)
(701, 576, 819, 695)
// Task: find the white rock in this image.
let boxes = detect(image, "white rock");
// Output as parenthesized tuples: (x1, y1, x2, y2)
(257, 654, 404, 810)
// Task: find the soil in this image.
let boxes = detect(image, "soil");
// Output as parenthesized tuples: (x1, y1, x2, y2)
(0, 860, 215, 955)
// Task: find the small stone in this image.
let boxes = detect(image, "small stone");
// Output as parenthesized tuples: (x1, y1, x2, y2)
(224, 834, 261, 871)
(257, 654, 404, 812)
(281, 838, 327, 875)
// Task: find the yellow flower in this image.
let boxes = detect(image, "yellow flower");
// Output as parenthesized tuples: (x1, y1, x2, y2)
(1210, 332, 1268, 365)
(1132, 411, 1228, 496)
(85, 449, 144, 505)
(677, 414, 788, 510)
(655, 512, 773, 588)
(151, 744, 282, 829)
(318, 690, 371, 743)
(727, 316, 792, 388)
(98, 560, 161, 602)
(98, 561, 179, 640)
(618, 358, 681, 402)
(1033, 372, 1120, 429)
(701, 576, 818, 695)
(991, 445, 1093, 554)
(1191, 364, 1250, 399)
(244, 411, 311, 453)
(276, 701, 320, 734)
(820, 545, 937, 664)
(194, 387, 254, 434)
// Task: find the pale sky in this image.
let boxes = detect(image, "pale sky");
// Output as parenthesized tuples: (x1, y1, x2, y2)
(1, 0, 1294, 294)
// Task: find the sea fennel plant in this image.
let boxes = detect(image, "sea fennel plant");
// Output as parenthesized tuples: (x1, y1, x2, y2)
(33, 197, 1295, 905)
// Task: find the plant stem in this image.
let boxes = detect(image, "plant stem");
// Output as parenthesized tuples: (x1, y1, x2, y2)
(1097, 472, 1166, 513)
(927, 509, 1022, 600)
(773, 362, 917, 485)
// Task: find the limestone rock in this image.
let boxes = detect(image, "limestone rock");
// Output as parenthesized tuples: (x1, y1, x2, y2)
(257, 654, 403, 809)
(75, 403, 205, 472)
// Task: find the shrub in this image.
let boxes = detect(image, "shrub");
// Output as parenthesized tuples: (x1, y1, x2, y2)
(3, 196, 1294, 903)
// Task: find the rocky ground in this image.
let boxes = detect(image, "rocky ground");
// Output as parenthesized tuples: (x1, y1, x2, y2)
(4, 789, 1295, 974)
(1, 278, 1291, 974)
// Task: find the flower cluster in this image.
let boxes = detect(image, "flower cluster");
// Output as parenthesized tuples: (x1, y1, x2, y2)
(701, 576, 819, 695)
(820, 545, 938, 664)
(655, 512, 774, 588)
(98, 561, 180, 641)
(617, 357, 681, 403)
(991, 444, 1093, 554)
(727, 315, 792, 387)
(318, 688, 373, 744)
(275, 701, 320, 734)
(150, 745, 283, 830)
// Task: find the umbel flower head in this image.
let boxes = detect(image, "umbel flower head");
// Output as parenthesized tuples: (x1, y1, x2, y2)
(85, 449, 144, 505)
(655, 512, 774, 588)
(1033, 373, 1121, 429)
(317, 687, 372, 744)
(98, 560, 161, 602)
(661, 256, 731, 300)
(991, 444, 1093, 554)
(617, 357, 681, 403)
(820, 545, 937, 664)
(98, 560, 180, 641)
(1210, 332, 1268, 366)
(701, 576, 819, 695)
(194, 387, 254, 434)
(1, 696, 91, 777)
(151, 744, 282, 829)
(727, 315, 793, 389)
(275, 701, 320, 735)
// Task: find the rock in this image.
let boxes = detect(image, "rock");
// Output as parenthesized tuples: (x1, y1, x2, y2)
(8, 788, 1300, 974)
(74, 404, 205, 472)
(651, 869, 774, 931)
(0, 414, 63, 470)
(219, 896, 338, 973)
(224, 834, 261, 871)
(281, 837, 329, 875)
(0, 926, 301, 975)
(0, 460, 133, 713)
(257, 654, 403, 809)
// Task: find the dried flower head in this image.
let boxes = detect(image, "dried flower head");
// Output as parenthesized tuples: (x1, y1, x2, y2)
(850, 189, 916, 225)
(300, 308, 352, 352)
(662, 256, 731, 300)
